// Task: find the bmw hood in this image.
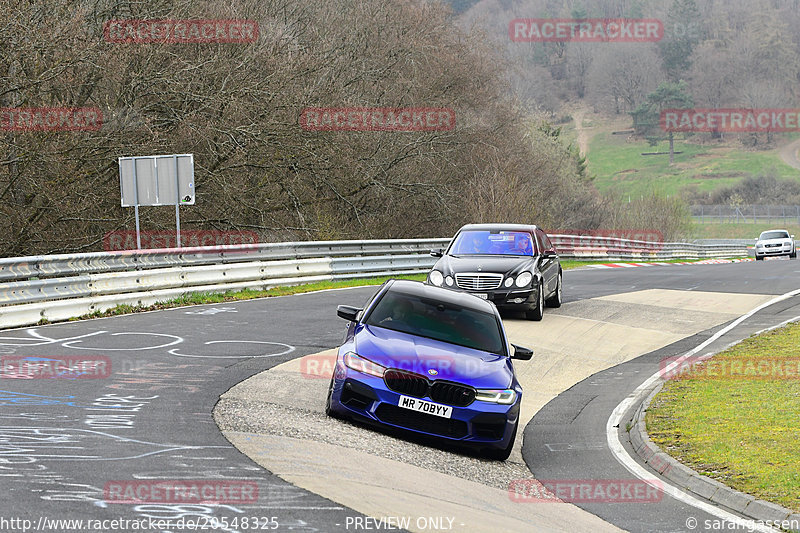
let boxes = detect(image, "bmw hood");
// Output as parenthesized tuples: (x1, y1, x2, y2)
(354, 325, 514, 389)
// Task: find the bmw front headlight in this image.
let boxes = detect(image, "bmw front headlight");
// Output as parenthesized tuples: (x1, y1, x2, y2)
(515, 272, 533, 288)
(343, 352, 386, 378)
(475, 389, 517, 405)
(429, 270, 444, 286)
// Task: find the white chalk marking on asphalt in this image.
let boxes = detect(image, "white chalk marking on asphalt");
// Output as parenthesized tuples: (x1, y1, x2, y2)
(0, 329, 105, 346)
(184, 307, 238, 315)
(607, 288, 800, 533)
(168, 340, 295, 359)
(62, 332, 184, 351)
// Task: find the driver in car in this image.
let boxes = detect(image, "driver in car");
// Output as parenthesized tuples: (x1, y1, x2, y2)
(379, 297, 428, 331)
(509, 233, 533, 255)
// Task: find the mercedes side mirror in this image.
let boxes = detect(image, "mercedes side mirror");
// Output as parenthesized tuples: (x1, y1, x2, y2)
(430, 248, 444, 258)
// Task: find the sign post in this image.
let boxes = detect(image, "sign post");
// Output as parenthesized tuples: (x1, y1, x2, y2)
(118, 154, 195, 249)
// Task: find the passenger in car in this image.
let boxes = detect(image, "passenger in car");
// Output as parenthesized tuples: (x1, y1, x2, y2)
(470, 235, 487, 254)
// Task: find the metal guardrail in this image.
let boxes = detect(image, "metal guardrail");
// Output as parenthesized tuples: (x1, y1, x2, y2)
(692, 239, 754, 245)
(0, 239, 450, 282)
(0, 236, 749, 329)
(0, 239, 449, 328)
(550, 234, 749, 261)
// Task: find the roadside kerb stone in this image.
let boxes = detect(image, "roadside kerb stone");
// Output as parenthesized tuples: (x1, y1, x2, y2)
(630, 377, 798, 524)
(742, 499, 793, 523)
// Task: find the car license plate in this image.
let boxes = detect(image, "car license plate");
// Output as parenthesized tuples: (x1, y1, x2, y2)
(473, 293, 488, 299)
(398, 395, 452, 418)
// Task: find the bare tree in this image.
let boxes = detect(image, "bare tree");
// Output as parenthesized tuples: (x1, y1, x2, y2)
(0, 0, 603, 256)
(586, 44, 663, 114)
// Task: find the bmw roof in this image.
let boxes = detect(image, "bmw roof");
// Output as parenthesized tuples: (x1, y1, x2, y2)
(385, 279, 498, 315)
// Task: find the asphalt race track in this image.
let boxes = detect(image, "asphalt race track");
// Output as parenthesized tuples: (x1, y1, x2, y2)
(0, 259, 798, 532)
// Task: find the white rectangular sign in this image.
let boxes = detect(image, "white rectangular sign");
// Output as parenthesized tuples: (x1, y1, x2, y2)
(119, 154, 195, 207)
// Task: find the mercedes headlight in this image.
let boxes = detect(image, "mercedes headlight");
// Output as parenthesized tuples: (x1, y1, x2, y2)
(515, 272, 533, 288)
(429, 270, 444, 286)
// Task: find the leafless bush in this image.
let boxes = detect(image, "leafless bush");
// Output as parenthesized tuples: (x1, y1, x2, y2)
(683, 175, 800, 206)
(601, 192, 692, 241)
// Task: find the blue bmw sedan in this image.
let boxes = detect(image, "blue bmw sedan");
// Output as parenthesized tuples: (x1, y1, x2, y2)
(325, 279, 533, 460)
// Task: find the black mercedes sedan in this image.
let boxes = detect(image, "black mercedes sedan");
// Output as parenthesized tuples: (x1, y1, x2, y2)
(427, 224, 562, 320)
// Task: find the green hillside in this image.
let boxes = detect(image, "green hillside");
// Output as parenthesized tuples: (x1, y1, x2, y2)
(587, 132, 800, 198)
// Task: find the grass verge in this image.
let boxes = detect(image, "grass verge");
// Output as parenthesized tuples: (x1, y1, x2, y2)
(646, 322, 800, 512)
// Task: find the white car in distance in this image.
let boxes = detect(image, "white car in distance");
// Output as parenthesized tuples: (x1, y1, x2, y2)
(754, 229, 797, 260)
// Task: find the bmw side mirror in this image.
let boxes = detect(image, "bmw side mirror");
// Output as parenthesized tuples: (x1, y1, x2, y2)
(337, 305, 362, 322)
(511, 344, 533, 360)
(430, 248, 444, 258)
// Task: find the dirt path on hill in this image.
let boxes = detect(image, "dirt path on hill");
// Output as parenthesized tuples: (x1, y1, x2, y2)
(779, 137, 800, 169)
(574, 108, 589, 157)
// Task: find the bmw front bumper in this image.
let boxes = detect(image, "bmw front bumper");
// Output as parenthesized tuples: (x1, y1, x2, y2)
(328, 366, 520, 451)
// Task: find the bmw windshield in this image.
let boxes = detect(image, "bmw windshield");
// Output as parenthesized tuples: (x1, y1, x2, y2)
(449, 230, 535, 257)
(365, 290, 505, 355)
